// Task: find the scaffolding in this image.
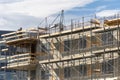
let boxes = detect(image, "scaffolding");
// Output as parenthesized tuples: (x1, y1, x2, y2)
(1, 12, 120, 80)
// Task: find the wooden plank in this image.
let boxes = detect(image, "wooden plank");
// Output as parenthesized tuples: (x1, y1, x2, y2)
(3, 33, 27, 40)
(6, 37, 37, 45)
(104, 18, 120, 26)
(8, 57, 32, 63)
(93, 26, 118, 33)
(40, 26, 100, 38)
(1, 30, 26, 37)
(9, 53, 31, 58)
(2, 64, 36, 70)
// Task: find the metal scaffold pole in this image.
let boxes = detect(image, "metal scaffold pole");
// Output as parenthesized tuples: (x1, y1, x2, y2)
(117, 13, 120, 80)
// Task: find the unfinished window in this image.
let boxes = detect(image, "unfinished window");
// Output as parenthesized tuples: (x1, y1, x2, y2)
(79, 37, 86, 49)
(72, 39, 79, 50)
(102, 32, 114, 45)
(64, 40, 70, 51)
(64, 67, 71, 78)
(31, 43, 36, 53)
(41, 71, 46, 79)
(102, 59, 114, 74)
(79, 65, 87, 76)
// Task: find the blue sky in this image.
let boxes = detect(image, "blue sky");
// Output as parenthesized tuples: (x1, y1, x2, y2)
(0, 0, 120, 30)
(67, 0, 120, 16)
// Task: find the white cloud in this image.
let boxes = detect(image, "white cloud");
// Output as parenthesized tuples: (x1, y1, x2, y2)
(0, 0, 95, 30)
(96, 10, 120, 17)
(0, 18, 7, 26)
(0, 0, 24, 4)
(0, 14, 42, 30)
(0, 0, 95, 18)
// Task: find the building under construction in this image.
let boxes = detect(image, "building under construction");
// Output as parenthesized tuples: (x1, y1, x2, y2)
(0, 12, 120, 80)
